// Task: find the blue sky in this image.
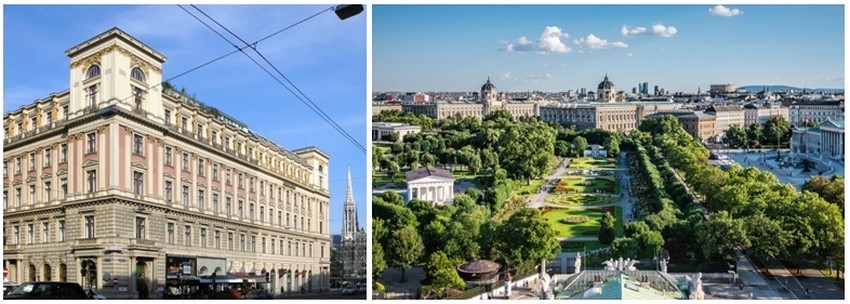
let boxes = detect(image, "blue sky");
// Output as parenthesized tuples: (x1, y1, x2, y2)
(3, 5, 367, 234)
(374, 4, 844, 93)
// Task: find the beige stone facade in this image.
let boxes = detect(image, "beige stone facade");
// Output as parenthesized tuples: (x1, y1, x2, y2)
(539, 102, 681, 132)
(3, 28, 331, 298)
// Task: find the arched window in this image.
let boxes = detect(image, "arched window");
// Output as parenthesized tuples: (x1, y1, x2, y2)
(86, 65, 101, 80)
(130, 67, 146, 83)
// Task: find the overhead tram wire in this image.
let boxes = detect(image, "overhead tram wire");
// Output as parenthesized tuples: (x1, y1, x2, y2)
(181, 4, 366, 153)
(105, 6, 340, 115)
(186, 4, 366, 153)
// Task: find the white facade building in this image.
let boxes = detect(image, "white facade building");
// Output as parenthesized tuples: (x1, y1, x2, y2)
(405, 167, 454, 205)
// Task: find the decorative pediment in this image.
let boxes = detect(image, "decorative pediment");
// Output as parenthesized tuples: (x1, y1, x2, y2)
(82, 160, 98, 168)
(40, 173, 53, 180)
(181, 177, 192, 184)
(131, 162, 148, 170)
(26, 176, 37, 183)
(163, 173, 175, 179)
(12, 179, 23, 186)
(212, 186, 220, 192)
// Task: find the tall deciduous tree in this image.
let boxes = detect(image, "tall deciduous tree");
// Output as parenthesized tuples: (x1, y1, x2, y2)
(498, 122, 555, 184)
(603, 135, 620, 157)
(724, 124, 747, 148)
(492, 208, 560, 268)
(389, 225, 424, 283)
(572, 136, 589, 157)
(598, 212, 616, 244)
(743, 213, 790, 260)
(695, 211, 750, 260)
(424, 251, 466, 295)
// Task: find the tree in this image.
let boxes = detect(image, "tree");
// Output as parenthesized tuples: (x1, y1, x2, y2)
(381, 132, 400, 142)
(747, 123, 763, 146)
(493, 208, 560, 268)
(424, 251, 465, 295)
(373, 241, 388, 280)
(388, 225, 424, 283)
(763, 116, 790, 147)
(724, 124, 747, 148)
(421, 152, 436, 168)
(387, 160, 400, 182)
(598, 212, 616, 244)
(803, 175, 844, 212)
(743, 213, 790, 260)
(498, 122, 555, 184)
(694, 211, 750, 259)
(572, 136, 589, 157)
(603, 135, 620, 157)
(611, 237, 639, 258)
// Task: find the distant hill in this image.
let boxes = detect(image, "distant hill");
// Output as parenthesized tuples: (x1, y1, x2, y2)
(737, 85, 844, 93)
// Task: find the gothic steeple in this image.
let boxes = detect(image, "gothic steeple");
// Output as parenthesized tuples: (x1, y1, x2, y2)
(342, 165, 358, 240)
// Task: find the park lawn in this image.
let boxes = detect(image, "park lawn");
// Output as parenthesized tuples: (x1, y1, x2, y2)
(568, 157, 618, 169)
(450, 170, 487, 180)
(542, 206, 624, 239)
(515, 178, 545, 196)
(545, 194, 618, 206)
(372, 170, 405, 185)
(553, 176, 620, 194)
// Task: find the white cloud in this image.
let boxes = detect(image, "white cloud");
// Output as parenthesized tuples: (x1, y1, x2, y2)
(559, 64, 568, 68)
(621, 25, 647, 37)
(574, 34, 628, 49)
(626, 53, 634, 57)
(622, 23, 677, 38)
(709, 5, 743, 17)
(504, 36, 535, 52)
(537, 26, 572, 53)
(651, 24, 678, 37)
(501, 26, 571, 54)
(500, 72, 519, 81)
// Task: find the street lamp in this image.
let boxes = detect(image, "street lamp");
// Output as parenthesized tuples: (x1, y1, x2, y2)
(334, 5, 363, 21)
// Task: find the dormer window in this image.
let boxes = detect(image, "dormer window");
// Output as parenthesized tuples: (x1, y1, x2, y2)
(130, 67, 146, 83)
(86, 65, 101, 80)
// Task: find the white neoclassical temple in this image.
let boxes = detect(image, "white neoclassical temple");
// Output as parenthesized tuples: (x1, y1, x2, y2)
(405, 167, 454, 205)
(791, 117, 844, 161)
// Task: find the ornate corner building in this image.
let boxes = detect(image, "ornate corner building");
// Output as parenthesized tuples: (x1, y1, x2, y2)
(3, 28, 333, 298)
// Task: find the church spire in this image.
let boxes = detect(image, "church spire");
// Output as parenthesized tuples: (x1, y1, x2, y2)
(343, 164, 358, 240)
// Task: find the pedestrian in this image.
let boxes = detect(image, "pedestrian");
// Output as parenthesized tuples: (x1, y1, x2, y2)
(805, 288, 809, 296)
(740, 283, 744, 290)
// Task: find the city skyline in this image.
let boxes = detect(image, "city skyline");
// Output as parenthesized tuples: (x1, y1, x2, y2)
(3, 5, 367, 235)
(373, 5, 844, 93)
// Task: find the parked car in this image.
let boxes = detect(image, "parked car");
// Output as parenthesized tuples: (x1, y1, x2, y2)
(356, 283, 367, 294)
(84, 287, 108, 299)
(5, 282, 89, 299)
(341, 285, 358, 295)
(3, 283, 19, 296)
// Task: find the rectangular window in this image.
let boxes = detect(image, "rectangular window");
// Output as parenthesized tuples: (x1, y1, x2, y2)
(238, 201, 244, 218)
(269, 210, 274, 224)
(200, 228, 207, 248)
(271, 239, 275, 254)
(88, 85, 97, 107)
(164, 109, 171, 125)
(278, 210, 282, 227)
(225, 168, 232, 185)
(238, 173, 243, 188)
(60, 178, 67, 199)
(135, 217, 146, 239)
(60, 144, 67, 163)
(262, 237, 266, 254)
(167, 223, 175, 244)
(240, 234, 245, 251)
(63, 105, 69, 120)
(30, 117, 37, 131)
(182, 185, 189, 206)
(14, 226, 19, 244)
(133, 172, 144, 195)
(29, 185, 35, 205)
(134, 87, 143, 110)
(280, 241, 284, 256)
(85, 215, 95, 239)
(3, 160, 7, 177)
(3, 191, 6, 209)
(286, 212, 290, 227)
(212, 193, 219, 212)
(165, 181, 173, 202)
(87, 132, 96, 153)
(184, 225, 191, 246)
(288, 241, 292, 255)
(260, 206, 264, 223)
(59, 220, 65, 241)
(249, 177, 254, 192)
(228, 232, 233, 250)
(212, 131, 218, 145)
(87, 170, 96, 193)
(321, 245, 324, 258)
(133, 134, 144, 155)
(251, 236, 256, 253)
(212, 164, 219, 181)
(226, 197, 232, 216)
(307, 219, 311, 233)
(198, 158, 205, 176)
(42, 222, 49, 243)
(196, 123, 204, 139)
(320, 221, 323, 234)
(44, 148, 51, 167)
(16, 187, 21, 207)
(28, 224, 34, 244)
(215, 230, 221, 249)
(182, 153, 189, 171)
(44, 181, 52, 202)
(29, 153, 35, 171)
(165, 146, 173, 166)
(249, 203, 254, 220)
(15, 157, 21, 174)
(260, 181, 264, 195)
(181, 116, 188, 133)
(198, 189, 205, 210)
